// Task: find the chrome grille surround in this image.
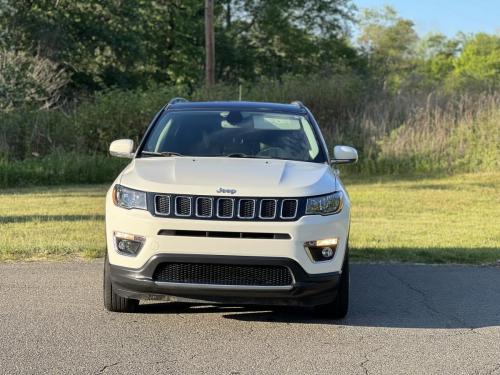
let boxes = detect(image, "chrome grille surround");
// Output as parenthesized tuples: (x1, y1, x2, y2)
(154, 194, 171, 216)
(217, 198, 235, 218)
(175, 196, 192, 217)
(280, 199, 298, 219)
(195, 197, 213, 218)
(259, 199, 277, 219)
(237, 199, 256, 219)
(150, 194, 302, 221)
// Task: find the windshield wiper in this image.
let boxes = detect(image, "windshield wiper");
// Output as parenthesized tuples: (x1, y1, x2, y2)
(225, 153, 269, 159)
(141, 151, 185, 157)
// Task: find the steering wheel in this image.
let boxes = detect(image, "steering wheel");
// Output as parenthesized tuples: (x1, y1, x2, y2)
(256, 147, 287, 158)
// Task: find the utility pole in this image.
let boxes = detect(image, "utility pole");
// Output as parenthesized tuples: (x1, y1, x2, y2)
(205, 0, 215, 87)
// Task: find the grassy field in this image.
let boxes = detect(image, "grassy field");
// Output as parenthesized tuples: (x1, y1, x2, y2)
(0, 173, 499, 263)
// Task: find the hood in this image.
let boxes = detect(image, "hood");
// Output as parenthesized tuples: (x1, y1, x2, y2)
(119, 157, 337, 197)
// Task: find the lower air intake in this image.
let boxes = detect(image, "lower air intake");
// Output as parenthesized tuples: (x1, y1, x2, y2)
(153, 263, 293, 287)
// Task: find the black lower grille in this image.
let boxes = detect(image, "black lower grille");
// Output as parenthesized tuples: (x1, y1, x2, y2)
(153, 263, 293, 287)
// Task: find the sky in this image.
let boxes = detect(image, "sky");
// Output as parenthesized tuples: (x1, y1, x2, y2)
(354, 0, 500, 37)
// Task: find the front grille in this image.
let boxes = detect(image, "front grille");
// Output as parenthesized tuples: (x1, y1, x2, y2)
(238, 199, 255, 219)
(281, 199, 298, 218)
(153, 263, 293, 287)
(260, 199, 277, 219)
(196, 197, 213, 217)
(175, 196, 191, 216)
(217, 198, 234, 218)
(155, 195, 170, 215)
(151, 194, 302, 221)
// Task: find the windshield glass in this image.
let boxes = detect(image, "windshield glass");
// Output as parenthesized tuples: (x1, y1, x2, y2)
(141, 110, 325, 163)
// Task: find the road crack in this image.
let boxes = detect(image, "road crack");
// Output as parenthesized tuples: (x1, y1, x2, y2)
(96, 362, 120, 374)
(387, 270, 479, 333)
(359, 346, 384, 375)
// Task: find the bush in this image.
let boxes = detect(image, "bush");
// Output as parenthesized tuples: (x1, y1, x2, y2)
(0, 152, 127, 188)
(0, 76, 499, 187)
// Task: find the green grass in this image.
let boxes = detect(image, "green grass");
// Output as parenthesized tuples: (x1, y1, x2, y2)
(0, 185, 107, 260)
(0, 173, 499, 263)
(347, 172, 500, 263)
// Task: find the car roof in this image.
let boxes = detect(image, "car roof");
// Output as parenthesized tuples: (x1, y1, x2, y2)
(167, 101, 307, 114)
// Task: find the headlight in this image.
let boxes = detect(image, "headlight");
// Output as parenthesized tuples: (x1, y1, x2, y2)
(112, 185, 147, 210)
(305, 191, 343, 215)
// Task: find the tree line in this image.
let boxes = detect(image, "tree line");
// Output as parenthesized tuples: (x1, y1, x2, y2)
(0, 1, 499, 111)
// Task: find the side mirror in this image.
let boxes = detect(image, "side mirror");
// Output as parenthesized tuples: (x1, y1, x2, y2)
(109, 139, 134, 158)
(331, 145, 358, 164)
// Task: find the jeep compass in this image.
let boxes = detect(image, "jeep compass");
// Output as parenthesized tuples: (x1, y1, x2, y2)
(104, 98, 358, 318)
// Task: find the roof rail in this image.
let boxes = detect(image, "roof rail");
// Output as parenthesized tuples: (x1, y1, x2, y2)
(290, 100, 305, 109)
(167, 97, 189, 107)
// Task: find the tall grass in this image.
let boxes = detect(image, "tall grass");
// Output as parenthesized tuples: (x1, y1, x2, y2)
(347, 92, 500, 175)
(0, 76, 498, 187)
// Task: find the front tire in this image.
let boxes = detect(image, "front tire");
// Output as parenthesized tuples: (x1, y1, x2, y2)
(314, 251, 349, 319)
(103, 253, 139, 313)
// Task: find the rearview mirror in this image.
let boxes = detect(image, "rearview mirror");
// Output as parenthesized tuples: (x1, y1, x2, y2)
(109, 139, 134, 158)
(331, 145, 358, 164)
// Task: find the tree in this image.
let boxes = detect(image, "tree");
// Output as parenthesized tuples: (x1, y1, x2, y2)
(0, 0, 359, 98)
(412, 33, 460, 90)
(358, 5, 418, 90)
(449, 33, 500, 91)
(0, 49, 68, 111)
(214, 0, 358, 81)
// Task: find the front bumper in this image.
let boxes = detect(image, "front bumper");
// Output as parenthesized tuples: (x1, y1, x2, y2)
(111, 254, 341, 307)
(106, 194, 350, 275)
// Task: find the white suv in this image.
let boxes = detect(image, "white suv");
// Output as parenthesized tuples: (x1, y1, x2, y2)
(104, 99, 357, 318)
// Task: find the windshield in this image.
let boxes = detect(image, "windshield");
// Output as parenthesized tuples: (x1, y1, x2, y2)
(140, 110, 326, 163)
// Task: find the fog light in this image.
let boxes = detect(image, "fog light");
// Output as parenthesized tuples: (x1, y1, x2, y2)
(304, 238, 338, 262)
(321, 247, 334, 258)
(113, 231, 145, 256)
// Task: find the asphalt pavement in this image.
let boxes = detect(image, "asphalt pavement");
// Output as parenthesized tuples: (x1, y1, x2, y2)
(1, 261, 499, 374)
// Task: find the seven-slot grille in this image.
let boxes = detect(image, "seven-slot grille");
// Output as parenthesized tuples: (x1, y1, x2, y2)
(153, 262, 293, 287)
(153, 195, 300, 221)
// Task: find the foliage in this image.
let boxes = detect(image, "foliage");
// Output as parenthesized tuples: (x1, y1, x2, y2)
(0, 78, 498, 187)
(357, 6, 500, 93)
(0, 49, 68, 111)
(357, 5, 418, 91)
(0, 2, 499, 185)
(0, 0, 357, 92)
(351, 93, 500, 175)
(450, 33, 500, 91)
(0, 152, 127, 188)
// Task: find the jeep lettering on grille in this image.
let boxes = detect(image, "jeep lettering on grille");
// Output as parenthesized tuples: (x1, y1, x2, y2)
(216, 187, 237, 194)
